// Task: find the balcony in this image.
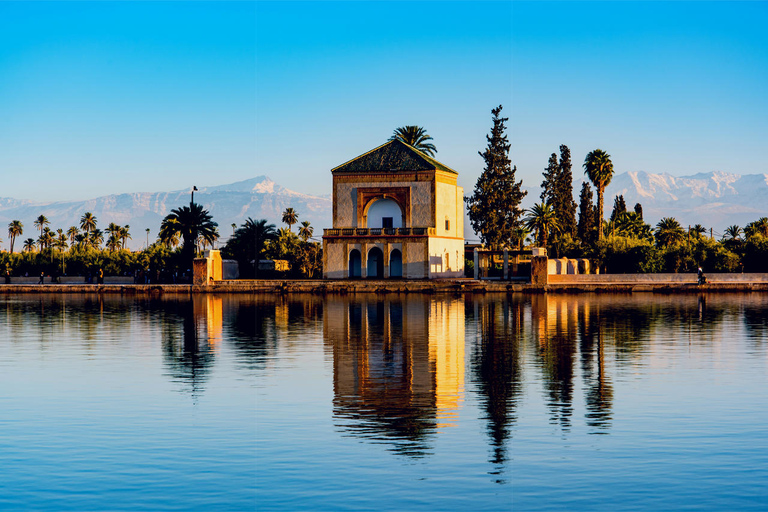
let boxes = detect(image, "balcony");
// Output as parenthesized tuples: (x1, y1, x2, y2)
(324, 227, 435, 237)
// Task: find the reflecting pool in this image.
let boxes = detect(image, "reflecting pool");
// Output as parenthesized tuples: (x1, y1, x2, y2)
(3, 293, 768, 510)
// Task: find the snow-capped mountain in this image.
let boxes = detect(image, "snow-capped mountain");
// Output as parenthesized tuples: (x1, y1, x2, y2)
(603, 171, 768, 231)
(0, 176, 332, 251)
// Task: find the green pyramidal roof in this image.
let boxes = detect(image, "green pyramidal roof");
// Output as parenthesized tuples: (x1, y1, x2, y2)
(331, 139, 458, 175)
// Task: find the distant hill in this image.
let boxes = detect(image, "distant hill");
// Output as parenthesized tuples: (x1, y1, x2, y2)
(0, 176, 332, 251)
(1, 171, 765, 251)
(603, 171, 768, 233)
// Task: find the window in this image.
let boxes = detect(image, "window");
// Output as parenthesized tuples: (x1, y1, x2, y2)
(382, 217, 393, 229)
(445, 219, 450, 231)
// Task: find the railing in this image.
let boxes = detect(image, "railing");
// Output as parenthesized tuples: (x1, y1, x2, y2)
(324, 227, 435, 237)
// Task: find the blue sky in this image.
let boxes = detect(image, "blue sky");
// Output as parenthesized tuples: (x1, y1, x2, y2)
(1, 1, 767, 202)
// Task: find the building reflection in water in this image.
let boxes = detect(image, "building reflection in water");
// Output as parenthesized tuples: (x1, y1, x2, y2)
(324, 296, 464, 458)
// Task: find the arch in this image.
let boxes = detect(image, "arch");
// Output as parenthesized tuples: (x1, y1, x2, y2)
(367, 247, 384, 279)
(349, 249, 362, 278)
(364, 198, 404, 228)
(389, 249, 403, 278)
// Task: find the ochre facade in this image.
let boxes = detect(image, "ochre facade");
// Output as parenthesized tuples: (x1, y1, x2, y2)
(323, 140, 465, 279)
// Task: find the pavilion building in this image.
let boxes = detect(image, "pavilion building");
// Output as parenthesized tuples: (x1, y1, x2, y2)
(322, 139, 465, 279)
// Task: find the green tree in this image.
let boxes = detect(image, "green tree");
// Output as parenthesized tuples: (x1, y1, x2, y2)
(583, 149, 614, 241)
(298, 220, 313, 242)
(282, 208, 298, 232)
(389, 125, 437, 157)
(609, 195, 627, 223)
(540, 145, 577, 240)
(524, 203, 559, 247)
(119, 225, 131, 249)
(67, 226, 79, 245)
(577, 182, 596, 245)
(222, 218, 277, 278)
(655, 217, 685, 247)
(7, 220, 23, 254)
(465, 105, 527, 250)
(159, 202, 218, 266)
(23, 238, 35, 252)
(554, 145, 577, 238)
(80, 212, 97, 236)
(689, 224, 706, 240)
(34, 215, 49, 243)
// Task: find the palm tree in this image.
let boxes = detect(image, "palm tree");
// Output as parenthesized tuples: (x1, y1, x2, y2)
(80, 212, 97, 236)
(655, 217, 685, 247)
(89, 229, 104, 249)
(159, 218, 181, 248)
(298, 221, 313, 242)
(55, 229, 68, 251)
(34, 215, 49, 242)
(282, 208, 298, 232)
(106, 233, 121, 252)
(23, 238, 36, 252)
(39, 227, 54, 251)
(745, 217, 768, 238)
(723, 225, 742, 241)
(159, 203, 218, 264)
(224, 218, 277, 277)
(7, 220, 23, 254)
(583, 149, 614, 241)
(689, 224, 706, 239)
(389, 126, 437, 157)
(119, 225, 131, 250)
(106, 222, 121, 242)
(67, 226, 79, 245)
(524, 203, 560, 247)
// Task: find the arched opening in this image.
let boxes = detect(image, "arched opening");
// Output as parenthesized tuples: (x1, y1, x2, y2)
(349, 249, 362, 278)
(389, 249, 403, 278)
(366, 198, 404, 229)
(367, 247, 384, 279)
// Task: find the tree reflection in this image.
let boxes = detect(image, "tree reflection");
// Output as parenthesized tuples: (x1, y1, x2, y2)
(161, 298, 216, 399)
(470, 297, 522, 479)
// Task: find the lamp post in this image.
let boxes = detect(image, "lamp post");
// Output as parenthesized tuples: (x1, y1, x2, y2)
(146, 228, 150, 249)
(191, 185, 198, 206)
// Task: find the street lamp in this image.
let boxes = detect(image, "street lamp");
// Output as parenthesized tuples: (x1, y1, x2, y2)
(146, 228, 150, 249)
(191, 185, 198, 206)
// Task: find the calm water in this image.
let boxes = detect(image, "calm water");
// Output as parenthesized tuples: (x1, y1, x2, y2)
(2, 293, 768, 510)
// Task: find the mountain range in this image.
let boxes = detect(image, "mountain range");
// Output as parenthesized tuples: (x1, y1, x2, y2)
(0, 171, 765, 251)
(0, 176, 332, 251)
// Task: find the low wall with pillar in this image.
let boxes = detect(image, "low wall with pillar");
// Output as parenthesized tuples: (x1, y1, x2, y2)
(193, 250, 223, 286)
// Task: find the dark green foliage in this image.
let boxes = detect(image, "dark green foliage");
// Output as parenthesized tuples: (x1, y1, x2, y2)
(583, 149, 614, 241)
(577, 182, 596, 246)
(222, 218, 277, 278)
(465, 105, 527, 250)
(540, 145, 577, 240)
(555, 145, 577, 237)
(743, 235, 768, 272)
(540, 153, 558, 204)
(610, 195, 627, 222)
(597, 236, 660, 273)
(633, 203, 643, 219)
(159, 202, 218, 268)
(389, 126, 437, 157)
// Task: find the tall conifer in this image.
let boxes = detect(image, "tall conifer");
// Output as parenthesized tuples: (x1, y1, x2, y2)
(555, 145, 577, 237)
(465, 105, 527, 249)
(577, 182, 596, 244)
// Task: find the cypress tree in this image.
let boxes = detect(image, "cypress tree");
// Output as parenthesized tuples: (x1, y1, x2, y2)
(555, 144, 577, 237)
(540, 153, 559, 204)
(577, 182, 596, 244)
(634, 203, 643, 219)
(466, 105, 527, 250)
(610, 194, 627, 222)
